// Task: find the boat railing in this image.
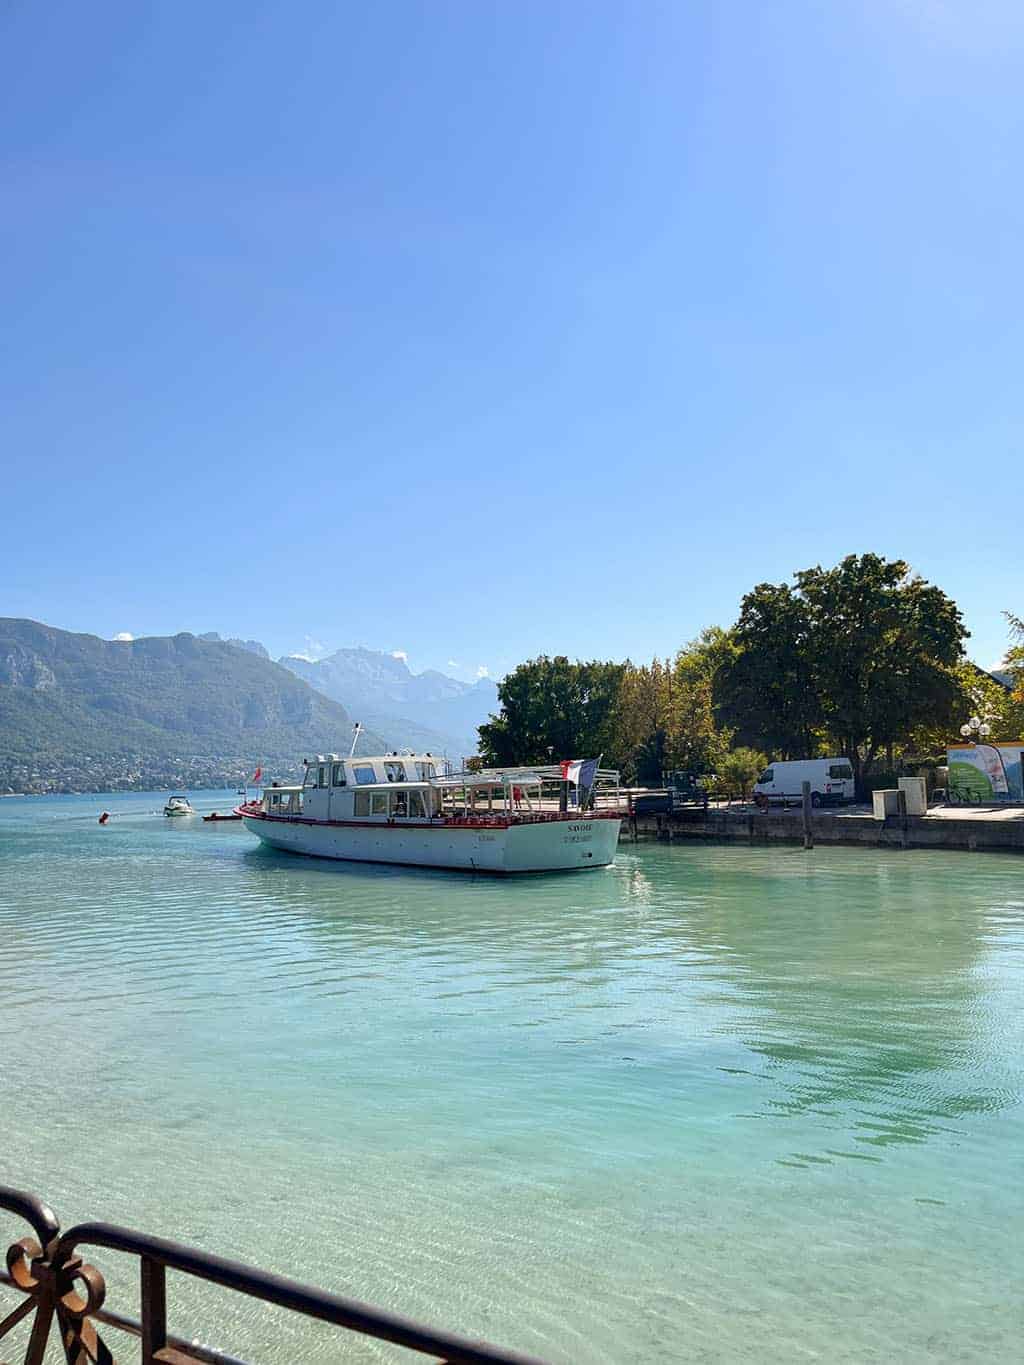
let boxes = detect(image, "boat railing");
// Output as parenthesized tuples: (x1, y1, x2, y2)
(441, 809, 624, 828)
(0, 1185, 546, 1365)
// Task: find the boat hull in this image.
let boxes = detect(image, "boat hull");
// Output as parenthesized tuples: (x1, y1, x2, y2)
(239, 812, 621, 873)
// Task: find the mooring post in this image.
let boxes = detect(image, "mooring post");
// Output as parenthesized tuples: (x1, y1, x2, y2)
(802, 780, 813, 850)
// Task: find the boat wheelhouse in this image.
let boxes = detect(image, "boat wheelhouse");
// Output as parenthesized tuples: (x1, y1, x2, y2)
(237, 753, 624, 873)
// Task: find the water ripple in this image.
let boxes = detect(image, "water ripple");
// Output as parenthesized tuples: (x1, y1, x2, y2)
(1, 794, 1023, 1362)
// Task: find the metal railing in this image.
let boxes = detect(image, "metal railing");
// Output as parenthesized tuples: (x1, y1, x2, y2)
(0, 1186, 546, 1365)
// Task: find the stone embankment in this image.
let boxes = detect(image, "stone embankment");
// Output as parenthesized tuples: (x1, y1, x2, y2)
(625, 805, 1024, 854)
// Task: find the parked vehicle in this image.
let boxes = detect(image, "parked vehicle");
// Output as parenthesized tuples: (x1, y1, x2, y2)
(662, 770, 712, 805)
(753, 758, 855, 809)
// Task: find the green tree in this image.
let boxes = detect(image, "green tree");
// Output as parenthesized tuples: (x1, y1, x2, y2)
(713, 555, 966, 792)
(796, 555, 966, 790)
(907, 660, 999, 757)
(998, 611, 1024, 735)
(616, 658, 677, 785)
(613, 636, 733, 784)
(714, 584, 820, 757)
(670, 629, 733, 777)
(477, 657, 626, 766)
(715, 746, 768, 799)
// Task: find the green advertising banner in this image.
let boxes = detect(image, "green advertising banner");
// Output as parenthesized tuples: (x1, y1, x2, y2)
(947, 744, 1024, 803)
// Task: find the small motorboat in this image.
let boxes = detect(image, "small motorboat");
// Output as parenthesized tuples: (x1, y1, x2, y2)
(164, 796, 195, 817)
(203, 811, 242, 822)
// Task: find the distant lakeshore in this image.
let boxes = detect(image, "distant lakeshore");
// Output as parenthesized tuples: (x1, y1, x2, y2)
(1, 761, 297, 798)
(1, 784, 250, 797)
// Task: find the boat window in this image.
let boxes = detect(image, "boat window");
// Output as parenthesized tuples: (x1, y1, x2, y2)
(353, 765, 376, 785)
(829, 764, 854, 780)
(371, 793, 389, 816)
(354, 792, 370, 816)
(385, 760, 406, 782)
(331, 762, 346, 787)
(389, 790, 409, 817)
(303, 765, 318, 788)
(407, 791, 426, 818)
(317, 765, 328, 788)
(414, 762, 436, 780)
(759, 770, 774, 784)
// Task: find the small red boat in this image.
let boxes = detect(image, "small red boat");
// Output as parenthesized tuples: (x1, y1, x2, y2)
(203, 812, 242, 822)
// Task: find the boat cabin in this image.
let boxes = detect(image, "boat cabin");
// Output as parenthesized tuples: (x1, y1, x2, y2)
(260, 753, 450, 824)
(254, 753, 623, 825)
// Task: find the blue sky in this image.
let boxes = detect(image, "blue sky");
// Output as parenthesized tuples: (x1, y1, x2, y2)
(3, 1, 1022, 680)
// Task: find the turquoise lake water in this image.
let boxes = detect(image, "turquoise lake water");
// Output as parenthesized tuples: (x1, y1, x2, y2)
(1, 791, 1022, 1362)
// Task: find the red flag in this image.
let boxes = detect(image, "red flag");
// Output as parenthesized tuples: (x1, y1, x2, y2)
(250, 766, 262, 783)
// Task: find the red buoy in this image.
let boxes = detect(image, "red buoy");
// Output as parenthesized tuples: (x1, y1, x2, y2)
(98, 812, 110, 825)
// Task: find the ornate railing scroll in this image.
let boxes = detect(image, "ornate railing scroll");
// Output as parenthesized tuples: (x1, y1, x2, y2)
(0, 1186, 546, 1365)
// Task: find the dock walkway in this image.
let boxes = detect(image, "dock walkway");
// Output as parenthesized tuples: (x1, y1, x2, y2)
(626, 802, 1024, 854)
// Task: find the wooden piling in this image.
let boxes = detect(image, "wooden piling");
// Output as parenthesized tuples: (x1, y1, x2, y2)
(802, 780, 813, 850)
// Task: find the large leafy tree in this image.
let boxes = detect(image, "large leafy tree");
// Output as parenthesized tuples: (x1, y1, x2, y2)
(713, 583, 820, 757)
(477, 657, 626, 766)
(671, 629, 734, 777)
(616, 657, 678, 785)
(615, 632, 734, 785)
(908, 660, 998, 757)
(796, 555, 965, 787)
(714, 554, 966, 790)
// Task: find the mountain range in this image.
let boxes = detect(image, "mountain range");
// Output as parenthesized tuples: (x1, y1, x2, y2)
(0, 618, 381, 792)
(279, 647, 498, 760)
(0, 620, 498, 792)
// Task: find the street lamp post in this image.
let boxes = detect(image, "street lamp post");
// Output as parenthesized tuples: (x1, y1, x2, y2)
(958, 715, 1009, 800)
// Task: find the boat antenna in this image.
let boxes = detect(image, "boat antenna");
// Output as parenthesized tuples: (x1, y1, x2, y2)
(349, 722, 362, 757)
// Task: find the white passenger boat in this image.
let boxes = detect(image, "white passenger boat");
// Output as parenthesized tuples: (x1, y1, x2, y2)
(236, 753, 624, 873)
(163, 795, 194, 817)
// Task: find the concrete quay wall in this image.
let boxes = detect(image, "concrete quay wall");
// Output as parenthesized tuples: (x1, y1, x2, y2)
(625, 809, 1024, 854)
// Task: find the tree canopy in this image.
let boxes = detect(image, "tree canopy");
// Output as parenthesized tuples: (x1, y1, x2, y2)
(714, 555, 967, 785)
(477, 657, 626, 766)
(479, 555, 983, 793)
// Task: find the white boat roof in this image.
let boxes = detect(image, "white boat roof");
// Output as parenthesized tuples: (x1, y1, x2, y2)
(290, 756, 620, 789)
(433, 765, 620, 788)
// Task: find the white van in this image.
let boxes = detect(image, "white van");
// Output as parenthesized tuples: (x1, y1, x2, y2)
(753, 758, 855, 809)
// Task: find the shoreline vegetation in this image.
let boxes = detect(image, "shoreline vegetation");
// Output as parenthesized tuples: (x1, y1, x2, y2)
(3, 557, 1023, 798)
(479, 556, 1024, 799)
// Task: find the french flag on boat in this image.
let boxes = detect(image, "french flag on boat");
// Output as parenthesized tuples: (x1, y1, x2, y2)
(560, 757, 599, 790)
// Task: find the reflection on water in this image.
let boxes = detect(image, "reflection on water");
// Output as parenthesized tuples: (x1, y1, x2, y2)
(0, 791, 1022, 1364)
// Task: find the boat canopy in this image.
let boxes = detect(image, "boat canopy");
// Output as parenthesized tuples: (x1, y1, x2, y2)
(431, 765, 620, 789)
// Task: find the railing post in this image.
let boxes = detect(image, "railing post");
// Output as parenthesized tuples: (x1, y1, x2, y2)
(23, 1293, 55, 1365)
(140, 1257, 167, 1363)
